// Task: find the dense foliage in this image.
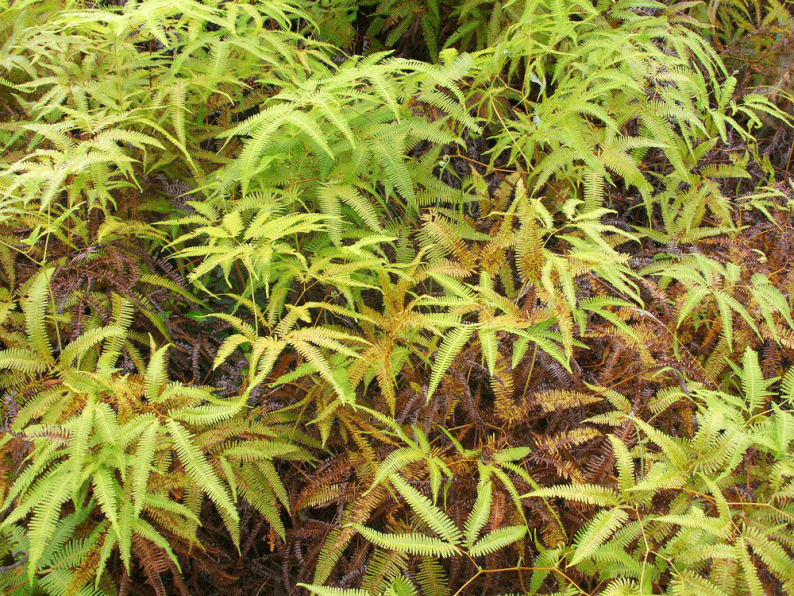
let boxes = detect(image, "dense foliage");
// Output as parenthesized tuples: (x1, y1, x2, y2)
(1, 0, 793, 594)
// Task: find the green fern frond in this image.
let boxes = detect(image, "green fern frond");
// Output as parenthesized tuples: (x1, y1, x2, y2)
(58, 327, 124, 371)
(142, 493, 200, 527)
(367, 447, 426, 496)
(739, 348, 774, 416)
(234, 465, 286, 539)
(737, 536, 766, 596)
(570, 507, 629, 566)
(608, 435, 635, 494)
(92, 466, 120, 542)
(528, 543, 565, 593)
(0, 348, 50, 375)
(169, 401, 244, 426)
(165, 419, 239, 545)
(131, 420, 160, 518)
(468, 525, 527, 558)
(288, 339, 354, 404)
(360, 549, 409, 594)
(314, 487, 386, 584)
(522, 484, 620, 507)
(351, 525, 460, 558)
(600, 578, 642, 596)
(0, 441, 59, 512)
(23, 267, 54, 365)
(367, 131, 414, 206)
(299, 585, 369, 596)
(654, 506, 731, 539)
(743, 526, 794, 589)
(427, 324, 475, 399)
(416, 556, 449, 596)
(217, 438, 303, 462)
(463, 479, 492, 549)
(782, 368, 794, 407)
(388, 473, 461, 545)
(671, 569, 732, 596)
(144, 343, 169, 402)
(25, 471, 71, 581)
(67, 399, 95, 496)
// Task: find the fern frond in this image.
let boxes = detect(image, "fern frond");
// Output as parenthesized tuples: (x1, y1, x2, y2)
(416, 556, 449, 596)
(427, 324, 475, 399)
(463, 479, 492, 549)
(671, 569, 732, 596)
(388, 473, 461, 545)
(314, 487, 386, 584)
(360, 548, 409, 594)
(737, 536, 765, 596)
(144, 343, 169, 402)
(0, 348, 50, 374)
(25, 471, 71, 581)
(92, 466, 120, 541)
(132, 420, 160, 519)
(522, 484, 620, 507)
(367, 131, 414, 206)
(608, 435, 635, 494)
(165, 419, 239, 545)
(570, 507, 629, 566)
(24, 267, 54, 365)
(351, 525, 460, 557)
(740, 348, 774, 415)
(58, 326, 124, 370)
(234, 465, 285, 539)
(67, 399, 95, 495)
(129, 517, 181, 574)
(743, 526, 794, 588)
(169, 396, 246, 426)
(782, 368, 794, 407)
(299, 585, 369, 596)
(468, 525, 526, 558)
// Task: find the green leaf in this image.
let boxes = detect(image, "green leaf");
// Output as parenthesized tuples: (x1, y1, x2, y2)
(570, 507, 628, 565)
(24, 267, 55, 365)
(69, 399, 95, 495)
(427, 324, 475, 399)
(26, 473, 71, 581)
(352, 525, 460, 557)
(740, 348, 771, 415)
(522, 484, 620, 507)
(132, 420, 160, 518)
(464, 479, 492, 548)
(299, 585, 369, 596)
(165, 419, 239, 544)
(145, 343, 170, 402)
(388, 473, 461, 545)
(478, 328, 498, 375)
(468, 525, 527, 558)
(93, 466, 121, 541)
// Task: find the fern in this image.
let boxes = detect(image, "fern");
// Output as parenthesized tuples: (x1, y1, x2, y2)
(463, 478, 492, 549)
(388, 473, 462, 544)
(351, 526, 460, 558)
(300, 586, 370, 596)
(468, 525, 527, 558)
(570, 508, 630, 566)
(427, 324, 475, 399)
(0, 281, 309, 590)
(23, 268, 54, 365)
(3, 0, 794, 594)
(416, 556, 449, 596)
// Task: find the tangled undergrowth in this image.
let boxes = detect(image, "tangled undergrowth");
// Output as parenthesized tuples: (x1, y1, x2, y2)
(1, 0, 793, 595)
